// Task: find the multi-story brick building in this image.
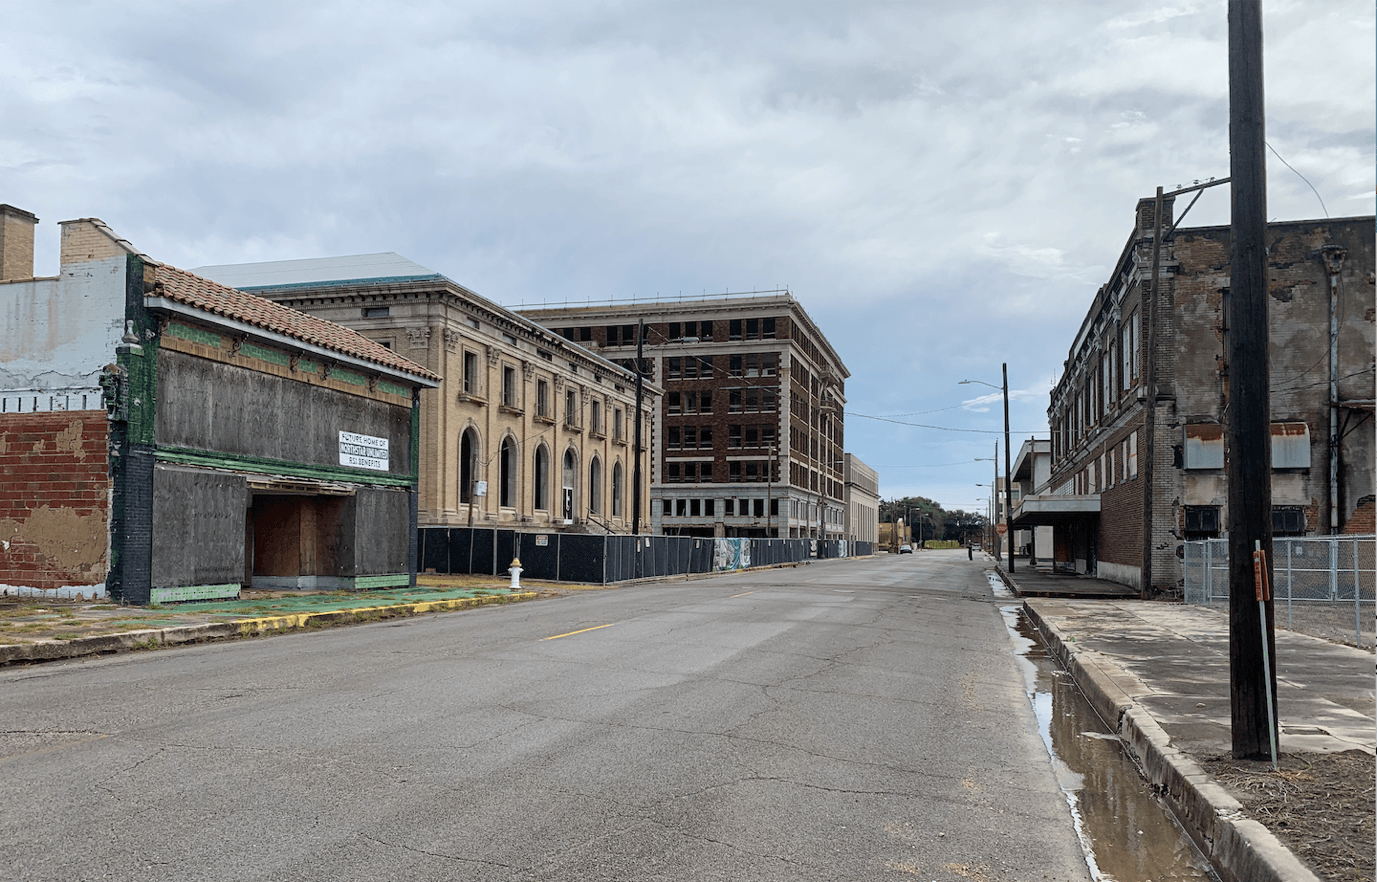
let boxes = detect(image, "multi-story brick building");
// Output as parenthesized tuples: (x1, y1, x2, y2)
(1013, 195, 1374, 596)
(518, 292, 850, 539)
(0, 208, 438, 603)
(197, 254, 658, 535)
(843, 453, 879, 546)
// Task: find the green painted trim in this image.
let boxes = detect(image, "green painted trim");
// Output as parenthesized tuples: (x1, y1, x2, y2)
(378, 380, 409, 397)
(410, 396, 421, 488)
(156, 446, 416, 488)
(240, 341, 289, 365)
(298, 360, 320, 374)
(334, 368, 367, 387)
(355, 574, 410, 590)
(152, 583, 241, 603)
(167, 322, 223, 347)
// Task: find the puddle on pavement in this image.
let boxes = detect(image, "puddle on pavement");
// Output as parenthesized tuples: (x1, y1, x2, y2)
(1000, 600, 1218, 881)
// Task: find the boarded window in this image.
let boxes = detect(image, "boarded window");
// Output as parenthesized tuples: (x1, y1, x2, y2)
(1271, 422, 1311, 468)
(1183, 424, 1224, 469)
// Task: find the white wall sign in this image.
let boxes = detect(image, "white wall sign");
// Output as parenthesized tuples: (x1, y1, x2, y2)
(474, 481, 488, 497)
(339, 431, 390, 471)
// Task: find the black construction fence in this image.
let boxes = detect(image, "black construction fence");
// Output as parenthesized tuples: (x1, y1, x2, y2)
(419, 528, 874, 584)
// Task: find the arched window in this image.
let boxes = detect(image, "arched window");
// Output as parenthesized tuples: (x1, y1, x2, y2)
(500, 436, 517, 507)
(612, 461, 623, 517)
(589, 456, 602, 514)
(533, 445, 550, 511)
(562, 448, 577, 520)
(459, 428, 478, 503)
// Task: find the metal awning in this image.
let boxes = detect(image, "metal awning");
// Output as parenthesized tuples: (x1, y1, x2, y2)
(1011, 494, 1100, 527)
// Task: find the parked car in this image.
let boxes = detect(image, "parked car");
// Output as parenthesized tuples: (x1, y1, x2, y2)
(899, 544, 913, 554)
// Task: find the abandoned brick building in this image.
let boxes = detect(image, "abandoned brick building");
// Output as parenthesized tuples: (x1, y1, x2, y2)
(518, 292, 850, 540)
(1012, 195, 1374, 596)
(0, 207, 438, 603)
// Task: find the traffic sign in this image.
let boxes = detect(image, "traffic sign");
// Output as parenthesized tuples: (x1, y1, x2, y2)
(995, 523, 1008, 535)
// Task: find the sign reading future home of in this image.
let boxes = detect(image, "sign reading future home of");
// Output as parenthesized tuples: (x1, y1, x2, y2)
(339, 431, 389, 471)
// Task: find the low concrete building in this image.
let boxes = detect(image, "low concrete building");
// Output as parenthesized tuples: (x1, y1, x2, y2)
(197, 255, 658, 536)
(843, 453, 879, 545)
(0, 208, 438, 603)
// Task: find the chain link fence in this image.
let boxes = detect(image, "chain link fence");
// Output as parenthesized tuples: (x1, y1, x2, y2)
(1183, 536, 1375, 650)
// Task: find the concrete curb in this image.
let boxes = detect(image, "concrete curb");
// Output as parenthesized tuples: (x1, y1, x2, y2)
(1022, 600, 1321, 882)
(0, 592, 538, 666)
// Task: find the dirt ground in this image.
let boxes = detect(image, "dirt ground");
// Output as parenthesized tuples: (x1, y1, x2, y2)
(1201, 750, 1375, 882)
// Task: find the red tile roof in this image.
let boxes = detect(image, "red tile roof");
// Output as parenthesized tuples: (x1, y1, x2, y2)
(150, 263, 440, 383)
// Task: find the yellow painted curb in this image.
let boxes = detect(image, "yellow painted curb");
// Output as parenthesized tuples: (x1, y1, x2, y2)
(233, 592, 539, 636)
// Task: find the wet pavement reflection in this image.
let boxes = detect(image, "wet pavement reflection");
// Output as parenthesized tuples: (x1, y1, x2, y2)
(1001, 603, 1219, 882)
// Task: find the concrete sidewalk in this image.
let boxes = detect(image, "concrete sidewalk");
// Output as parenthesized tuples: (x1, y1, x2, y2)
(1009, 568, 1374, 882)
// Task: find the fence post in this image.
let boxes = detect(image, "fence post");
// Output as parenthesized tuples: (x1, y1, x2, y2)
(1329, 539, 1338, 601)
(1355, 537, 1362, 649)
(1285, 539, 1292, 630)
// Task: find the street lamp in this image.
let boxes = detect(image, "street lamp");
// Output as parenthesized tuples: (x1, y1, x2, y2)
(960, 364, 1014, 573)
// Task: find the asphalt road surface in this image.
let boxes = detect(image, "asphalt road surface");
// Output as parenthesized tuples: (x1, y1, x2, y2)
(2, 550, 1095, 881)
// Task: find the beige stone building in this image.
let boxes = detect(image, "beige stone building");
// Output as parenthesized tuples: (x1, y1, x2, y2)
(843, 453, 879, 545)
(197, 254, 658, 534)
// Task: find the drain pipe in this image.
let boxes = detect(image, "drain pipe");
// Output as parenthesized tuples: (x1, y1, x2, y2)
(1322, 246, 1346, 534)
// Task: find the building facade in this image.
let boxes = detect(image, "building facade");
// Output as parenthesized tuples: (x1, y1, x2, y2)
(0, 209, 438, 603)
(196, 255, 658, 535)
(518, 292, 850, 539)
(843, 453, 879, 545)
(1015, 196, 1374, 596)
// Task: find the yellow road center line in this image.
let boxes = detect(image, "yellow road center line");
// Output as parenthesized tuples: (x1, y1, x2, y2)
(731, 590, 755, 598)
(543, 623, 614, 641)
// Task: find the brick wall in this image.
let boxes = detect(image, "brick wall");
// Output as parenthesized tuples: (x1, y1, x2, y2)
(0, 411, 110, 594)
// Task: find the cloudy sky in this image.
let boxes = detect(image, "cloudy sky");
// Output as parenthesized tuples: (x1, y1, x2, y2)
(5, 0, 1373, 514)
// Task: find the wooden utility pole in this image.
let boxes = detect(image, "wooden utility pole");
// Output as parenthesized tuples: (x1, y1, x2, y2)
(1227, 0, 1277, 759)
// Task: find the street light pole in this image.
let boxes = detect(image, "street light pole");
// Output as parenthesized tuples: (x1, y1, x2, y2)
(1002, 363, 1014, 573)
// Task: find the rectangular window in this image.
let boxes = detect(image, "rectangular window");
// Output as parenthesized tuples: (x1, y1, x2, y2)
(1271, 422, 1311, 468)
(724, 498, 735, 516)
(667, 357, 681, 380)
(729, 319, 742, 341)
(699, 426, 712, 448)
(683, 426, 697, 448)
(683, 357, 698, 379)
(770, 498, 779, 516)
(744, 426, 759, 448)
(699, 356, 714, 379)
(762, 317, 776, 338)
(704, 498, 715, 516)
(591, 400, 602, 434)
(662, 499, 672, 516)
(700, 462, 713, 481)
(502, 366, 517, 407)
(1129, 311, 1141, 381)
(1128, 433, 1138, 478)
(537, 380, 550, 416)
(667, 427, 681, 449)
(667, 463, 681, 482)
(676, 499, 688, 517)
(565, 390, 578, 427)
(463, 351, 479, 394)
(690, 498, 701, 517)
(753, 498, 764, 517)
(607, 325, 621, 346)
(668, 391, 681, 415)
(669, 322, 681, 340)
(729, 389, 742, 413)
(362, 306, 390, 318)
(729, 462, 742, 482)
(1272, 507, 1306, 536)
(579, 326, 591, 342)
(700, 390, 712, 413)
(701, 320, 713, 340)
(729, 355, 743, 377)
(746, 318, 759, 339)
(729, 425, 742, 448)
(613, 408, 623, 441)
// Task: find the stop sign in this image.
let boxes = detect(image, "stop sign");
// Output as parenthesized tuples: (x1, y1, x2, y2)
(995, 523, 1008, 535)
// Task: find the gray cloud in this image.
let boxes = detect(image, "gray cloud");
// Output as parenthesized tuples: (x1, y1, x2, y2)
(3, 0, 1371, 511)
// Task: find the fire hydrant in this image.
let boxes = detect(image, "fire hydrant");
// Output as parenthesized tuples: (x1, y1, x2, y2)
(508, 557, 523, 591)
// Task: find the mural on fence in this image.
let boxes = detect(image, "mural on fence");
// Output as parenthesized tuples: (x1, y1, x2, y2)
(713, 538, 751, 571)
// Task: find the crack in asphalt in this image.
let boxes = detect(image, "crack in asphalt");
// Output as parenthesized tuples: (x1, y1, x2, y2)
(360, 833, 521, 870)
